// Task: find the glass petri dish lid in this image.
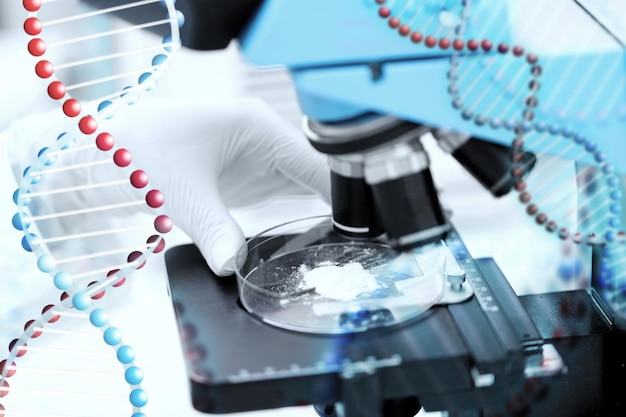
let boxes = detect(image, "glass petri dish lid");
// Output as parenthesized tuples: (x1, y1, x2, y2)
(235, 216, 446, 334)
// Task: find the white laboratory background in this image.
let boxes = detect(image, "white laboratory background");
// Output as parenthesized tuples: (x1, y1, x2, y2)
(0, 1, 600, 417)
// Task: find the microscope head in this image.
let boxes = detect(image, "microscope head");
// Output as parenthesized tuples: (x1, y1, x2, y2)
(304, 114, 536, 251)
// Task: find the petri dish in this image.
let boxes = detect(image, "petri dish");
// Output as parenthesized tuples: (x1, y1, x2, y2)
(235, 216, 446, 334)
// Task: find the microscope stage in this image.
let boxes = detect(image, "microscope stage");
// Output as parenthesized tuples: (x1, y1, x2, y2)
(164, 228, 568, 415)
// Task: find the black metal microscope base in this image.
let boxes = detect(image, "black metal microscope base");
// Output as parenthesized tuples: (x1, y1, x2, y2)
(164, 239, 623, 417)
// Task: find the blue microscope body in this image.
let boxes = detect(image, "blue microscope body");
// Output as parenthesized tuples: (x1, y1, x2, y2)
(238, 0, 626, 170)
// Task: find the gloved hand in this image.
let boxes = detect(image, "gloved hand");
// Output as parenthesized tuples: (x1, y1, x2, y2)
(4, 98, 331, 276)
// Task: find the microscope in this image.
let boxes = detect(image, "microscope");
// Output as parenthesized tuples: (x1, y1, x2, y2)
(94, 0, 626, 416)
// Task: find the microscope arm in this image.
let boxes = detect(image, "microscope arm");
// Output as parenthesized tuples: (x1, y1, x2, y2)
(235, 0, 626, 171)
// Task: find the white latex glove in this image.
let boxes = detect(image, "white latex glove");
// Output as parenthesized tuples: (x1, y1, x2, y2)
(4, 97, 331, 276)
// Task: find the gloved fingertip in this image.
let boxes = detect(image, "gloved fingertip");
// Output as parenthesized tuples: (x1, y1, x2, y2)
(200, 232, 245, 278)
(213, 255, 238, 277)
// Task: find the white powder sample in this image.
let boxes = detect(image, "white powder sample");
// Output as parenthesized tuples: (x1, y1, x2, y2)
(301, 262, 379, 301)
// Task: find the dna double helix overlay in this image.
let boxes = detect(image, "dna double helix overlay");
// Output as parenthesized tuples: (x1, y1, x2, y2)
(376, 0, 624, 245)
(2, 0, 183, 415)
(375, 0, 625, 293)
